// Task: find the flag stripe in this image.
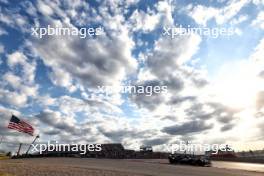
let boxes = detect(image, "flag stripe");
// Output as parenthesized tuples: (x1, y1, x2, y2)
(8, 125, 34, 133)
(8, 124, 34, 132)
(7, 115, 34, 136)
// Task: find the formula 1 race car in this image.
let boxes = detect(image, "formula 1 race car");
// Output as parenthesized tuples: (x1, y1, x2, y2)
(168, 154, 211, 167)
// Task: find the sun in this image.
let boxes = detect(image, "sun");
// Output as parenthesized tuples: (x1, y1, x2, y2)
(210, 60, 262, 109)
(216, 77, 257, 109)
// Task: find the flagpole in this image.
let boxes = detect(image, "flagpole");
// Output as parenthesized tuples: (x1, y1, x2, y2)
(26, 135, 40, 156)
(17, 143, 22, 157)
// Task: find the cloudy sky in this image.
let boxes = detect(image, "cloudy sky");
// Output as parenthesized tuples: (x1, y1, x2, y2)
(0, 0, 264, 153)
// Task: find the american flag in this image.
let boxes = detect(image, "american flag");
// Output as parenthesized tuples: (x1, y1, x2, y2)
(8, 115, 34, 136)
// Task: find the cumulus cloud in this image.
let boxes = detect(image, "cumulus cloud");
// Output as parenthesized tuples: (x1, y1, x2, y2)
(221, 123, 235, 132)
(168, 96, 196, 105)
(131, 79, 167, 110)
(31, 29, 137, 90)
(230, 15, 248, 25)
(143, 137, 170, 146)
(0, 51, 38, 107)
(162, 120, 213, 135)
(0, 27, 8, 36)
(251, 11, 264, 30)
(0, 0, 263, 152)
(188, 0, 250, 26)
(259, 70, 264, 78)
(7, 52, 36, 84)
(0, 89, 28, 107)
(147, 34, 201, 76)
(0, 6, 29, 32)
(48, 68, 76, 92)
(250, 38, 264, 63)
(131, 33, 202, 111)
(256, 91, 264, 110)
(99, 128, 138, 143)
(37, 0, 54, 16)
(188, 5, 218, 26)
(129, 9, 160, 32)
(183, 101, 238, 132)
(35, 110, 81, 136)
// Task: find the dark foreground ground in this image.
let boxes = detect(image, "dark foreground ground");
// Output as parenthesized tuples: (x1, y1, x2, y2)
(0, 158, 263, 176)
